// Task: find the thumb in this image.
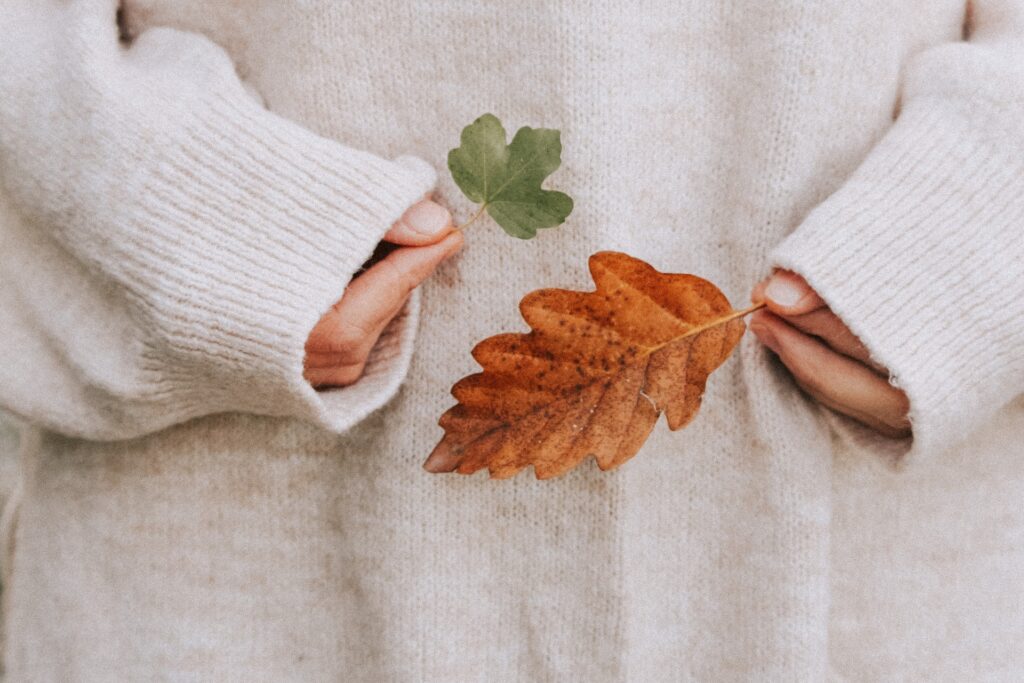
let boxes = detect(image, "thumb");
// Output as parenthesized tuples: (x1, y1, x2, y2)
(383, 199, 455, 246)
(755, 270, 826, 316)
(316, 231, 464, 350)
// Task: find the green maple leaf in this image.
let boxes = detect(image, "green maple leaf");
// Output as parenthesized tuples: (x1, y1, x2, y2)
(448, 113, 574, 239)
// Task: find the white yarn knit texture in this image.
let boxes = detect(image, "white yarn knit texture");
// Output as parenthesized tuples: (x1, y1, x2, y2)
(1, 0, 1023, 680)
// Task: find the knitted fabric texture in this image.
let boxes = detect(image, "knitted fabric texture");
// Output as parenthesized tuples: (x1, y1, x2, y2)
(1, 0, 1023, 679)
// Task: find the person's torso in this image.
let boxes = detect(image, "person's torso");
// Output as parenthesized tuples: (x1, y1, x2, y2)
(14, 2, 1014, 680)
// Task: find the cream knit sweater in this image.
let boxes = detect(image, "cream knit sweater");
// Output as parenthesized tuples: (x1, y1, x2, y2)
(2, 0, 1024, 680)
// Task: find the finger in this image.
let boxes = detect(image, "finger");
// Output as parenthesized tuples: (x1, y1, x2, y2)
(304, 290, 411, 389)
(307, 231, 463, 355)
(771, 307, 883, 371)
(304, 363, 368, 389)
(346, 230, 462, 323)
(753, 270, 826, 316)
(383, 199, 455, 246)
(750, 311, 911, 438)
(303, 296, 412, 368)
(753, 271, 883, 371)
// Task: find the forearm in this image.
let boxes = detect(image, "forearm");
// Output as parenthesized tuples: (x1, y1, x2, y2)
(770, 0, 1024, 457)
(0, 0, 436, 439)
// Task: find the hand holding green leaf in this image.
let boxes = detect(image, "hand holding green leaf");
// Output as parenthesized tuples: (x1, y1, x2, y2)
(448, 114, 573, 239)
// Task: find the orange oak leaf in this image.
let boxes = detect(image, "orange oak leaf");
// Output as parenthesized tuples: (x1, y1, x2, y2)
(423, 252, 761, 480)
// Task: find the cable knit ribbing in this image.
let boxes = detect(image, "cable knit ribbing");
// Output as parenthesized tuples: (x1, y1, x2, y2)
(122, 90, 437, 433)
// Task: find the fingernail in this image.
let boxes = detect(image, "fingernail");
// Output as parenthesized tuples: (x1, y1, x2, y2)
(765, 275, 806, 308)
(403, 201, 451, 235)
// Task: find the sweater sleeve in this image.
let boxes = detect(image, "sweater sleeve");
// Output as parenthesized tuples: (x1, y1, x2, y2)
(771, 0, 1024, 459)
(0, 0, 435, 440)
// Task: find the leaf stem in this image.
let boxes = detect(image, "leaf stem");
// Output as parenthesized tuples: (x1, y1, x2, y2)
(684, 301, 766, 338)
(457, 204, 488, 231)
(645, 301, 766, 356)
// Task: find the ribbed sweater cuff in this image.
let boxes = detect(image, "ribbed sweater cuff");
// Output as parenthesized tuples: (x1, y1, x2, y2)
(126, 91, 436, 432)
(772, 100, 1024, 460)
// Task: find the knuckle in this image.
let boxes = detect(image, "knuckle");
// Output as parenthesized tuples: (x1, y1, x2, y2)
(333, 322, 370, 351)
